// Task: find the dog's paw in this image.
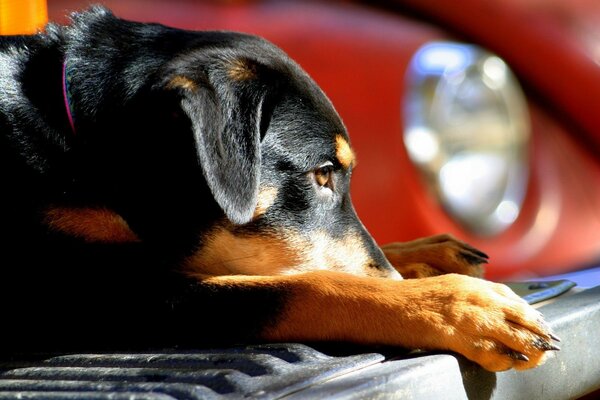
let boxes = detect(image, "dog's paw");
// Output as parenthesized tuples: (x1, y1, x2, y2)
(417, 274, 560, 371)
(381, 234, 487, 278)
(258, 271, 558, 372)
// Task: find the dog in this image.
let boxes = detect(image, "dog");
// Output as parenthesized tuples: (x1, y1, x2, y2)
(0, 6, 559, 371)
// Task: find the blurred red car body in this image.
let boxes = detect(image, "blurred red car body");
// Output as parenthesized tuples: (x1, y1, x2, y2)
(41, 0, 600, 280)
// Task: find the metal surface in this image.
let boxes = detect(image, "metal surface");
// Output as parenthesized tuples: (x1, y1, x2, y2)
(505, 279, 577, 304)
(1, 286, 599, 399)
(0, 344, 383, 399)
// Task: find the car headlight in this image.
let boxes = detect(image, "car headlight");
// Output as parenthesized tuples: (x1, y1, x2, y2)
(403, 42, 530, 236)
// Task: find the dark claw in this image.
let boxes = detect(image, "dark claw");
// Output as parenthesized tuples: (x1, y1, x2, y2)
(549, 332, 561, 342)
(463, 244, 489, 260)
(459, 251, 489, 266)
(509, 351, 529, 362)
(533, 338, 561, 351)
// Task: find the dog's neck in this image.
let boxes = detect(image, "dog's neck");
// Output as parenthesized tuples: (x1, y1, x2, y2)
(62, 60, 76, 135)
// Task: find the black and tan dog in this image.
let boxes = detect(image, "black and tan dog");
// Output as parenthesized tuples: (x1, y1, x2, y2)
(0, 7, 558, 371)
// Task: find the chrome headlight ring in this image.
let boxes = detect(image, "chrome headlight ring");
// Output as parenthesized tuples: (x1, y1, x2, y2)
(404, 42, 530, 236)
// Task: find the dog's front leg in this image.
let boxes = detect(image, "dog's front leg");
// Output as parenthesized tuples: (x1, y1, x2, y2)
(184, 270, 558, 372)
(382, 234, 487, 278)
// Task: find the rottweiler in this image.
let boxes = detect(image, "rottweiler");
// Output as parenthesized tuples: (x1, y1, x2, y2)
(0, 6, 559, 371)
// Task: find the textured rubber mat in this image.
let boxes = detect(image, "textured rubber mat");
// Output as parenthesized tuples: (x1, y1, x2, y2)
(0, 343, 384, 399)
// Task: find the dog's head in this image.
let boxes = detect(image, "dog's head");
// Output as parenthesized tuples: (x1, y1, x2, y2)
(155, 35, 398, 279)
(54, 9, 398, 280)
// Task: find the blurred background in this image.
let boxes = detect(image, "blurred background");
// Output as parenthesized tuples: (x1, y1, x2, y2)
(3, 0, 600, 280)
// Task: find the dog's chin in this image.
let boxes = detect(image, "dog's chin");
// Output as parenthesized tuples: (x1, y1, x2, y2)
(182, 226, 404, 280)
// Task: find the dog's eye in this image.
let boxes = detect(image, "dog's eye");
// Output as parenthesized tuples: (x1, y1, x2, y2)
(314, 163, 334, 188)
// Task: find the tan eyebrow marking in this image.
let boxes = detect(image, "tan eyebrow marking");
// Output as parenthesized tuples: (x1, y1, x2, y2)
(335, 134, 356, 169)
(166, 76, 198, 91)
(227, 58, 257, 81)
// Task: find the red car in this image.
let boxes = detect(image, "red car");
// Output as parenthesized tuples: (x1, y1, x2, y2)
(38, 0, 600, 281)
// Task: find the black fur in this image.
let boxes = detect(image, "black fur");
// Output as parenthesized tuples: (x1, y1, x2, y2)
(0, 7, 393, 352)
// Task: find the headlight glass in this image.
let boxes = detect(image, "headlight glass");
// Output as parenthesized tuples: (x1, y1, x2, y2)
(404, 42, 530, 236)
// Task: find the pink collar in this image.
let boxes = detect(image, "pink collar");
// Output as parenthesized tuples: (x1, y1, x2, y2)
(62, 61, 76, 134)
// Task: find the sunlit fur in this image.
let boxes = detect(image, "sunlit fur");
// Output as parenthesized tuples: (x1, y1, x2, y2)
(185, 225, 401, 279)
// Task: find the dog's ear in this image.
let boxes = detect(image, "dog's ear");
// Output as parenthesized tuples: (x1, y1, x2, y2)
(164, 58, 273, 225)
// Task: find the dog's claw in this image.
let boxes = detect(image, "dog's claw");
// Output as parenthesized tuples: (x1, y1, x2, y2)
(534, 338, 561, 351)
(463, 245, 489, 260)
(509, 351, 529, 362)
(459, 252, 489, 266)
(549, 332, 561, 342)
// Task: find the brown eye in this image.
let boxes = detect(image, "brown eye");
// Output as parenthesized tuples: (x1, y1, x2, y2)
(314, 164, 334, 188)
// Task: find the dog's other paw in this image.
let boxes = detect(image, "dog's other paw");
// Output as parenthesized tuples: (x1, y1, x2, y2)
(381, 234, 487, 278)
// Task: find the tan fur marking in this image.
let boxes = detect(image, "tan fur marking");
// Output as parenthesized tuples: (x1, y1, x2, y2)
(185, 225, 396, 279)
(184, 227, 301, 277)
(227, 59, 256, 81)
(253, 186, 278, 219)
(293, 230, 394, 278)
(335, 135, 356, 169)
(167, 76, 198, 91)
(44, 207, 140, 243)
